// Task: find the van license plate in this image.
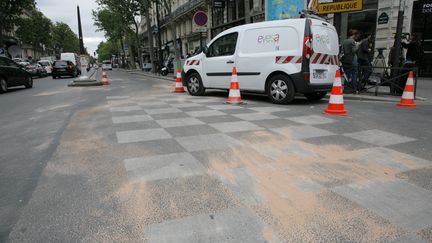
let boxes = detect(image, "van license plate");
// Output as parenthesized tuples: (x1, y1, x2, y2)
(313, 70, 327, 79)
(58, 68, 66, 71)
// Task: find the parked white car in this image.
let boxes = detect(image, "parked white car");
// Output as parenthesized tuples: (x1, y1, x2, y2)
(102, 60, 113, 70)
(182, 17, 339, 104)
(38, 60, 53, 74)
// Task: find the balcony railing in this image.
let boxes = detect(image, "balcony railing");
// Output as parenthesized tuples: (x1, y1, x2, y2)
(160, 0, 206, 26)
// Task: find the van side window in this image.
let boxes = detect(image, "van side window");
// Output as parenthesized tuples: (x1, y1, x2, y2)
(207, 32, 238, 57)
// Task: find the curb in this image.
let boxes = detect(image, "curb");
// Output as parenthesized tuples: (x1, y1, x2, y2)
(122, 69, 175, 82)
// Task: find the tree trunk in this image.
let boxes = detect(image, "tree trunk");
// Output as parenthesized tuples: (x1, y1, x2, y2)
(120, 38, 126, 68)
(126, 36, 136, 69)
(134, 21, 143, 70)
(145, 9, 155, 73)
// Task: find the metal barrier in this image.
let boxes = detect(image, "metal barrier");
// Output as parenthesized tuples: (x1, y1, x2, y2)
(340, 63, 418, 98)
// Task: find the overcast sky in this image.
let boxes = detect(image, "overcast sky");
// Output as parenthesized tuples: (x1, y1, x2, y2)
(37, 0, 105, 56)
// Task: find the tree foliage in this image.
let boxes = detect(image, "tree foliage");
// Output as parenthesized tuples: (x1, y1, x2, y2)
(0, 0, 36, 47)
(93, 0, 155, 68)
(0, 0, 36, 32)
(15, 9, 52, 51)
(96, 39, 119, 62)
(51, 22, 80, 55)
(93, 8, 125, 40)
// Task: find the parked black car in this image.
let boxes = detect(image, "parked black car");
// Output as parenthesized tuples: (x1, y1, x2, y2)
(52, 60, 79, 79)
(0, 56, 33, 93)
(25, 63, 47, 78)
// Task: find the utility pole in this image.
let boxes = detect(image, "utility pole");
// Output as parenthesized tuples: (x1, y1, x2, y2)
(156, 1, 163, 74)
(392, 0, 406, 76)
(77, 5, 85, 55)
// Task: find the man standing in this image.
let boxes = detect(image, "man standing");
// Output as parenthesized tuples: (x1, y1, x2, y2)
(402, 33, 423, 63)
(358, 33, 373, 87)
(342, 29, 360, 92)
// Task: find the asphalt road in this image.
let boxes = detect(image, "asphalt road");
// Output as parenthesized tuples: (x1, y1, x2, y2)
(1, 69, 431, 242)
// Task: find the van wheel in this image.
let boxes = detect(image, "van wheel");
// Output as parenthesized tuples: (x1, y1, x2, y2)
(0, 78, 8, 93)
(304, 91, 327, 101)
(186, 73, 205, 96)
(267, 74, 295, 104)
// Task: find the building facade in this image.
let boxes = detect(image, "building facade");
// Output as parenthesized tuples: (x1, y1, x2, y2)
(140, 0, 431, 76)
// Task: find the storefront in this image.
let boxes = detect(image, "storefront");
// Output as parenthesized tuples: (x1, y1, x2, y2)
(411, 0, 432, 76)
(327, 0, 378, 47)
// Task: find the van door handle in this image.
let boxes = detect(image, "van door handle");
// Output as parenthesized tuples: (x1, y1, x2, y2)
(226, 60, 234, 64)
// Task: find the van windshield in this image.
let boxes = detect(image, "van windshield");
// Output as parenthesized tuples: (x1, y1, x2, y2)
(311, 25, 339, 54)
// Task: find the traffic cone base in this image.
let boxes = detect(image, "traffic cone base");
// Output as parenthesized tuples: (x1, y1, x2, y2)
(323, 69, 348, 116)
(397, 71, 416, 108)
(226, 67, 243, 105)
(174, 67, 185, 93)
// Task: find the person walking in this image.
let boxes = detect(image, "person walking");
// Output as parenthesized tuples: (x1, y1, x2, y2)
(342, 29, 360, 92)
(357, 33, 373, 88)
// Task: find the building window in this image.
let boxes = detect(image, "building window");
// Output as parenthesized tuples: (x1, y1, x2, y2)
(227, 0, 237, 22)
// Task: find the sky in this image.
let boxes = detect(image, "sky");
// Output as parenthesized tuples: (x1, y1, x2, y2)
(37, 0, 106, 56)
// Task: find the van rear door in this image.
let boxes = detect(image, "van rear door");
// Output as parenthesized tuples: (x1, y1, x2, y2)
(309, 20, 339, 85)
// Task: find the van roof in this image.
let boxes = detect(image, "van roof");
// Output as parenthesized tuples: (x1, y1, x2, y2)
(220, 18, 307, 34)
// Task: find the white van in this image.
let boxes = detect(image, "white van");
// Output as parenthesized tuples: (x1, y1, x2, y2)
(60, 53, 81, 74)
(182, 17, 339, 104)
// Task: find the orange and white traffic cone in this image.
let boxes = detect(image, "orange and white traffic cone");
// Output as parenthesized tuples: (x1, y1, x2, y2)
(101, 68, 110, 85)
(324, 69, 348, 116)
(174, 67, 185, 93)
(226, 67, 243, 105)
(397, 71, 416, 108)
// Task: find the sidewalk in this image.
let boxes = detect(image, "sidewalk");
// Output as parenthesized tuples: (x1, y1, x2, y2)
(123, 69, 175, 82)
(122, 69, 429, 102)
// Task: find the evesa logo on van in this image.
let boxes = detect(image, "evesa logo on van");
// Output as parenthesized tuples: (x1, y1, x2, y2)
(313, 33, 330, 45)
(257, 34, 280, 44)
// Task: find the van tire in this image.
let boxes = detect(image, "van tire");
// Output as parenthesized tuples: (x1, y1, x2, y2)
(266, 74, 295, 104)
(186, 73, 205, 96)
(304, 91, 327, 101)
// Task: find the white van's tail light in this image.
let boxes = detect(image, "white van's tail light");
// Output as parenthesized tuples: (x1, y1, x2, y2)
(303, 36, 313, 59)
(303, 19, 313, 60)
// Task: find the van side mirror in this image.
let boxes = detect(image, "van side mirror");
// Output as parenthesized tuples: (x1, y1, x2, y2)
(202, 46, 209, 56)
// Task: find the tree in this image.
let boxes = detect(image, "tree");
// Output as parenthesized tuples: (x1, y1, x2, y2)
(93, 7, 128, 67)
(51, 22, 80, 55)
(15, 9, 52, 55)
(0, 0, 36, 48)
(96, 39, 119, 62)
(94, 0, 142, 69)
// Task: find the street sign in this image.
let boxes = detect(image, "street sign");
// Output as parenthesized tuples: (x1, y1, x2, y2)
(423, 1, 432, 14)
(317, 0, 362, 14)
(193, 11, 208, 32)
(378, 12, 389, 24)
(213, 0, 225, 8)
